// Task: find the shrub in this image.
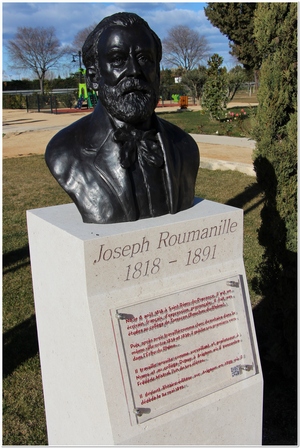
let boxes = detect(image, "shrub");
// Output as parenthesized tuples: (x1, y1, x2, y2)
(202, 54, 228, 120)
(3, 94, 27, 109)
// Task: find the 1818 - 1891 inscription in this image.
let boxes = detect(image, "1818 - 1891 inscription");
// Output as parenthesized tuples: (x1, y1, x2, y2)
(112, 275, 257, 423)
(88, 217, 239, 294)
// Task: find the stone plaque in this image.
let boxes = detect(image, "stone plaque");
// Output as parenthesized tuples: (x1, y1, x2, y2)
(112, 274, 257, 423)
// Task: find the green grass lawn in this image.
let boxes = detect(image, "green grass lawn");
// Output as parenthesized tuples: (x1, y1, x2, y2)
(3, 157, 71, 445)
(157, 106, 256, 138)
(3, 155, 264, 445)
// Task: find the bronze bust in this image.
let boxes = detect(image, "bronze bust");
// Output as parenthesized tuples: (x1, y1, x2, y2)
(45, 12, 200, 223)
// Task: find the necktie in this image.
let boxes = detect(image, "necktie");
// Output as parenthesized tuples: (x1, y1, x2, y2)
(113, 126, 164, 169)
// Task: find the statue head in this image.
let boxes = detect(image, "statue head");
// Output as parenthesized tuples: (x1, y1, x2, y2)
(82, 12, 162, 124)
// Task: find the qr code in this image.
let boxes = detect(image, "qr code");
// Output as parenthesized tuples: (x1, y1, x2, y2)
(231, 365, 241, 377)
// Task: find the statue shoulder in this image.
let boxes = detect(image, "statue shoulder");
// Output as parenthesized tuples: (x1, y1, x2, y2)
(45, 115, 91, 178)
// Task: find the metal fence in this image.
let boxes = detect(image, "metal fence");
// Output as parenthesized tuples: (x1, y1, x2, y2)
(26, 93, 79, 112)
(3, 92, 85, 113)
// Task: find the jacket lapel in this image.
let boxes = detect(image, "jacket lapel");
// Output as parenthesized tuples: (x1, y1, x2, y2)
(156, 117, 180, 214)
(91, 104, 136, 221)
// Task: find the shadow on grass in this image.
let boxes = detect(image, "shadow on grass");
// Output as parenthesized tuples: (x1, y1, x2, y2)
(3, 314, 39, 378)
(225, 182, 264, 215)
(3, 245, 30, 274)
(3, 246, 39, 377)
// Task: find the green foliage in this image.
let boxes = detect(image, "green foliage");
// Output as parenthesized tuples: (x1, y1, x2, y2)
(3, 76, 78, 92)
(157, 106, 255, 137)
(54, 93, 78, 108)
(202, 54, 228, 120)
(48, 76, 78, 90)
(204, 3, 261, 72)
(159, 68, 174, 100)
(252, 2, 297, 380)
(3, 79, 40, 91)
(159, 68, 188, 101)
(3, 94, 27, 109)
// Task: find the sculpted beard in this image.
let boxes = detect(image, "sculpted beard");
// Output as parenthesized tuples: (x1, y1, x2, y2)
(98, 77, 159, 124)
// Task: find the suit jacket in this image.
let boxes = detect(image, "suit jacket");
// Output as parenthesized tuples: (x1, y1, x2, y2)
(45, 101, 200, 223)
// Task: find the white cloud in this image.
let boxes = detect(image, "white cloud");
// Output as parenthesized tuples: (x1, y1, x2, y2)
(3, 2, 232, 78)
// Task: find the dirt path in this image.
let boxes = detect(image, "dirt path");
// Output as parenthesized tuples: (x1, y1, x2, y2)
(2, 108, 255, 166)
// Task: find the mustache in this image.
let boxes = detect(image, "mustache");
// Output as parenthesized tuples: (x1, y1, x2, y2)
(115, 78, 152, 96)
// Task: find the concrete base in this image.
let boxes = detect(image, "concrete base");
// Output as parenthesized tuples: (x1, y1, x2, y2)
(27, 200, 263, 445)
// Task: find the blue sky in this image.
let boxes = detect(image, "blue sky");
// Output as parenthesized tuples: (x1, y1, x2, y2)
(2, 2, 234, 80)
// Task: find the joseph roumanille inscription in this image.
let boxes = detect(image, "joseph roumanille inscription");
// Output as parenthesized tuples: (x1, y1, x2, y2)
(91, 217, 238, 284)
(112, 275, 257, 424)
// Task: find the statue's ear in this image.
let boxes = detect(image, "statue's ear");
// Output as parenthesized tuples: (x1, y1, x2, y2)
(86, 66, 99, 91)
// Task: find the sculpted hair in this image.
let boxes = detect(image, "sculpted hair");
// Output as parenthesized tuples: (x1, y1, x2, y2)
(82, 12, 162, 72)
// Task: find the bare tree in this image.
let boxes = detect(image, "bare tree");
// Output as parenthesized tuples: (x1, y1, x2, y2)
(7, 26, 69, 93)
(72, 24, 97, 51)
(162, 25, 210, 71)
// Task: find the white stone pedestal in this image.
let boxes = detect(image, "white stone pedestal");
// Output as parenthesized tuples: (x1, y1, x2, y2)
(27, 200, 263, 445)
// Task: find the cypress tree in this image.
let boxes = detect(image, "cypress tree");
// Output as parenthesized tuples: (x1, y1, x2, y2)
(202, 54, 228, 120)
(252, 3, 297, 379)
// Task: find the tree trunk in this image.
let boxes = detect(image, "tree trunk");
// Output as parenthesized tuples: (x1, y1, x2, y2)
(39, 72, 46, 95)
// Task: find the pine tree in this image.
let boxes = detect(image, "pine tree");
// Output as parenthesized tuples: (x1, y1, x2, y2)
(204, 3, 261, 84)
